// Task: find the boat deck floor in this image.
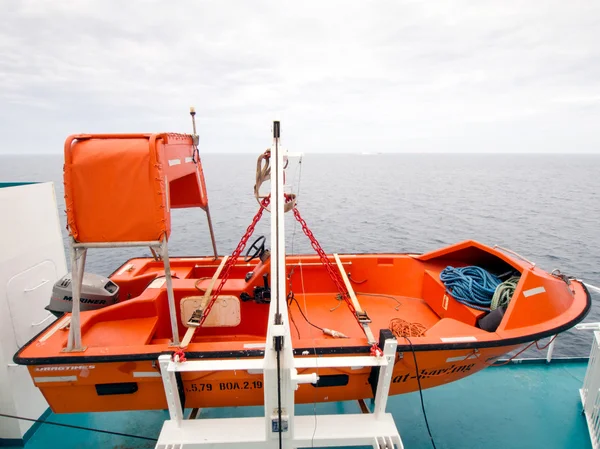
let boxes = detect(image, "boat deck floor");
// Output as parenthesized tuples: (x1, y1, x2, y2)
(9, 360, 591, 449)
(159, 293, 439, 347)
(285, 293, 440, 343)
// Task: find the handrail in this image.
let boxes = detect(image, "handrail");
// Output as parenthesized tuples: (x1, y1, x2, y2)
(580, 281, 600, 295)
(576, 322, 600, 331)
(23, 279, 49, 292)
(493, 245, 536, 268)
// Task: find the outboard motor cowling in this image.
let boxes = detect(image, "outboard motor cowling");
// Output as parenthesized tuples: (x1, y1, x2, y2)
(47, 272, 119, 317)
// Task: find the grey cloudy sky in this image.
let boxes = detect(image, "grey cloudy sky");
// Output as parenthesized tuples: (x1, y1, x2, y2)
(2, 0, 599, 154)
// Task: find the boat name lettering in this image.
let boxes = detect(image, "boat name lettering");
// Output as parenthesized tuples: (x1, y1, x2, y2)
(185, 381, 263, 393)
(392, 363, 475, 383)
(187, 383, 213, 392)
(219, 380, 263, 391)
(35, 365, 95, 372)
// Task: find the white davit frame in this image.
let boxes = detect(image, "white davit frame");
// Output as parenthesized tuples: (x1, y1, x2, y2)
(154, 122, 404, 449)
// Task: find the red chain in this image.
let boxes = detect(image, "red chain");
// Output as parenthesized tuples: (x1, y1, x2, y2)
(198, 196, 271, 327)
(370, 344, 383, 357)
(196, 196, 362, 332)
(172, 349, 187, 362)
(291, 207, 360, 321)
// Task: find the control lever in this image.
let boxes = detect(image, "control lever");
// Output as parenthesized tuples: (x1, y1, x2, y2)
(254, 274, 271, 304)
(239, 274, 271, 304)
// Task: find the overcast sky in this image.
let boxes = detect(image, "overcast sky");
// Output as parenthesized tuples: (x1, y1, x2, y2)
(1, 1, 599, 154)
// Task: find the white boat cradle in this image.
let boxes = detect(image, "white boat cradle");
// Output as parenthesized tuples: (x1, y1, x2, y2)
(154, 122, 404, 449)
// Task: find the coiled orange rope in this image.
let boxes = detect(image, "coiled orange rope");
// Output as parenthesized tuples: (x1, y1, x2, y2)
(389, 318, 427, 338)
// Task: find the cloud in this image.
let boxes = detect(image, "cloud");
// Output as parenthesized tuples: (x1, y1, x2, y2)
(1, 0, 600, 153)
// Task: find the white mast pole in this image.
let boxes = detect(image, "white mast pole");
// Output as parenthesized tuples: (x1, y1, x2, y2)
(263, 121, 295, 447)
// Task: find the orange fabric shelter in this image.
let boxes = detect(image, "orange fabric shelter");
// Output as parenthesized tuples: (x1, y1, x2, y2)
(64, 133, 208, 243)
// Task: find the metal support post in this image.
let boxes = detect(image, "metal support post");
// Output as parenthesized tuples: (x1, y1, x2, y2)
(373, 338, 398, 418)
(160, 238, 181, 346)
(546, 335, 557, 363)
(205, 206, 219, 259)
(159, 354, 184, 426)
(190, 106, 219, 260)
(66, 239, 87, 352)
(66, 239, 170, 352)
(263, 120, 296, 445)
(72, 240, 162, 248)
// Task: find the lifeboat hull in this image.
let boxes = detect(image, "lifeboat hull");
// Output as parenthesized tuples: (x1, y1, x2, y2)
(27, 345, 518, 413)
(15, 241, 591, 414)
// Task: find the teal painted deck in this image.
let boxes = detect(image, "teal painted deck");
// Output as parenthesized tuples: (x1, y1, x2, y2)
(8, 360, 592, 449)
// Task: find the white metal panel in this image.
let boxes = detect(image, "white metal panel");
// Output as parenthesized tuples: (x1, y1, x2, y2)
(0, 183, 66, 265)
(0, 182, 67, 440)
(6, 260, 58, 347)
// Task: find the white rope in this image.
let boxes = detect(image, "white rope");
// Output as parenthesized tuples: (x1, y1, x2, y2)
(290, 155, 303, 255)
(254, 151, 296, 213)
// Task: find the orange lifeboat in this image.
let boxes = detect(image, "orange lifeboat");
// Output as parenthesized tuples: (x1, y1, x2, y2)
(14, 132, 591, 414)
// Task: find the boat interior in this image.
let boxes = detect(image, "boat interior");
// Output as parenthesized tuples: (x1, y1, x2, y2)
(49, 238, 582, 355)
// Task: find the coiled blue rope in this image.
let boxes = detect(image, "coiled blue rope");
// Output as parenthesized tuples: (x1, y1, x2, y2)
(439, 266, 502, 312)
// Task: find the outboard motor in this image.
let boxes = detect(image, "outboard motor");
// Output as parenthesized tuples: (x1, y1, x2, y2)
(46, 272, 119, 317)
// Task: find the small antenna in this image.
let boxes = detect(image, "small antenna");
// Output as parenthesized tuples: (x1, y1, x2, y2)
(189, 107, 199, 146)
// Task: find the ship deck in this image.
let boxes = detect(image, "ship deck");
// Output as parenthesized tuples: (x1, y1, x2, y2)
(6, 358, 591, 449)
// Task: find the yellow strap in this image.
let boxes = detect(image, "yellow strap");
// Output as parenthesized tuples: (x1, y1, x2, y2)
(202, 256, 229, 301)
(333, 253, 376, 344)
(180, 256, 229, 348)
(333, 253, 364, 314)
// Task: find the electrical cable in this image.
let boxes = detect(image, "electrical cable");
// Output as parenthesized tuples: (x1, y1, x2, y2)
(288, 293, 324, 332)
(403, 337, 438, 449)
(0, 413, 158, 442)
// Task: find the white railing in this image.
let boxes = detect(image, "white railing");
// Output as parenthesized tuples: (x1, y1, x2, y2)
(578, 324, 600, 449)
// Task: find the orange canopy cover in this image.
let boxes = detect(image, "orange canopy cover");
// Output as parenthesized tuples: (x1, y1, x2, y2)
(64, 133, 208, 243)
